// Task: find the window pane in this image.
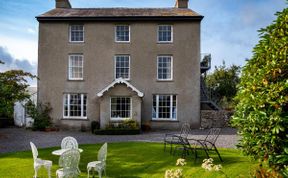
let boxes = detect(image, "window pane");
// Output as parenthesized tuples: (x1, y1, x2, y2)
(152, 95, 177, 120)
(158, 56, 172, 80)
(116, 25, 130, 42)
(63, 93, 87, 118)
(69, 55, 83, 80)
(115, 55, 130, 79)
(111, 97, 131, 119)
(158, 25, 172, 42)
(70, 25, 84, 42)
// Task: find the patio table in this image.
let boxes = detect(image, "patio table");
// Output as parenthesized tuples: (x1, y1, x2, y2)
(52, 148, 83, 156)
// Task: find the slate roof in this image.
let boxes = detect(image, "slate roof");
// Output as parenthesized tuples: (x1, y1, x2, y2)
(36, 8, 203, 21)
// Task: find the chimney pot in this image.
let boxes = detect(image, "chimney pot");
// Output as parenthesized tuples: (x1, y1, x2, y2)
(175, 0, 189, 8)
(56, 0, 72, 8)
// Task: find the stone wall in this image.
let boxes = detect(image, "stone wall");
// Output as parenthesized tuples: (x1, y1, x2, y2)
(200, 110, 234, 128)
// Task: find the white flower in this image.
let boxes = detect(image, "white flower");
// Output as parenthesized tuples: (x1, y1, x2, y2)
(214, 164, 222, 171)
(176, 158, 186, 166)
(165, 169, 173, 178)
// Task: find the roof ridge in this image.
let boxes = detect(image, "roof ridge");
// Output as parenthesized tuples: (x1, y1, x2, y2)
(65, 7, 184, 10)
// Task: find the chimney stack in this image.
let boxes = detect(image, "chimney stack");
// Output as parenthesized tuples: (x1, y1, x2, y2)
(56, 0, 72, 8)
(175, 0, 189, 8)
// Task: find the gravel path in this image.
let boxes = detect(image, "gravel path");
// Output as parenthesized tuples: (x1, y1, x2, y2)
(0, 127, 239, 154)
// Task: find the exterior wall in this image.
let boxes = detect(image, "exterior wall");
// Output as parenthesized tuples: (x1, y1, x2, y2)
(38, 21, 201, 130)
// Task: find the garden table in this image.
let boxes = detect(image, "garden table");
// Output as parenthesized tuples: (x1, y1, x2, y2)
(52, 148, 83, 156)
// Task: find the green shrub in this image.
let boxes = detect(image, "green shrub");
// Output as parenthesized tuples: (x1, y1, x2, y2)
(27, 101, 52, 131)
(231, 5, 288, 176)
(91, 121, 100, 132)
(106, 119, 139, 130)
(93, 129, 140, 135)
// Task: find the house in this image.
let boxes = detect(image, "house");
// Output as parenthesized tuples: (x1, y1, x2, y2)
(36, 0, 204, 130)
(14, 87, 37, 128)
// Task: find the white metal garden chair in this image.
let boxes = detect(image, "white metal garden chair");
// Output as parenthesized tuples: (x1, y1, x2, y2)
(61, 136, 78, 149)
(87, 143, 108, 178)
(30, 142, 52, 178)
(56, 149, 81, 178)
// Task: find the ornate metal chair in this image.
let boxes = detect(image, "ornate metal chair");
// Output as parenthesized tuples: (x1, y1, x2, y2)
(163, 123, 191, 154)
(30, 142, 52, 178)
(56, 149, 81, 178)
(87, 143, 108, 178)
(61, 136, 78, 149)
(190, 127, 223, 162)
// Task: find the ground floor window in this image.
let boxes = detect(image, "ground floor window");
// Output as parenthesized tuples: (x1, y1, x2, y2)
(111, 97, 131, 120)
(152, 95, 177, 120)
(63, 93, 87, 119)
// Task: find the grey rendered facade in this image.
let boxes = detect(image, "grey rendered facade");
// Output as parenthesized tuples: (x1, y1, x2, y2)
(37, 0, 203, 130)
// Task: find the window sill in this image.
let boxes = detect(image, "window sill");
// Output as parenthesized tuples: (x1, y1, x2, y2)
(156, 80, 174, 82)
(157, 42, 173, 44)
(151, 119, 178, 122)
(61, 117, 88, 121)
(69, 42, 85, 44)
(115, 41, 130, 44)
(67, 79, 85, 82)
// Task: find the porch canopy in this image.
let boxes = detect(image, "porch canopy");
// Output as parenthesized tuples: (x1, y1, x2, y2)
(96, 78, 144, 98)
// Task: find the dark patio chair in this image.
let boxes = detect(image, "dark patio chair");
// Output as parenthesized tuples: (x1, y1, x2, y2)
(173, 136, 197, 159)
(189, 127, 223, 162)
(163, 123, 191, 154)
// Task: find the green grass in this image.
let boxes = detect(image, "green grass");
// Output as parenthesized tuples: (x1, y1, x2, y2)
(0, 142, 257, 178)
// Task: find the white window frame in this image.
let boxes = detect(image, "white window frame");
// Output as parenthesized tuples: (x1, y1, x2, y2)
(68, 54, 84, 80)
(114, 55, 130, 80)
(152, 95, 177, 121)
(157, 55, 173, 81)
(63, 93, 87, 119)
(110, 97, 132, 121)
(157, 25, 173, 43)
(69, 25, 84, 43)
(115, 25, 130, 43)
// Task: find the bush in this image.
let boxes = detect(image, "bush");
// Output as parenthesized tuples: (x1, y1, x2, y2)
(91, 121, 100, 133)
(231, 6, 288, 176)
(106, 119, 139, 130)
(27, 101, 52, 131)
(92, 119, 140, 135)
(93, 129, 140, 135)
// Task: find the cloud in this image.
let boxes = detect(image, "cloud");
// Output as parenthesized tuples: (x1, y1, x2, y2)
(27, 28, 36, 34)
(0, 46, 36, 75)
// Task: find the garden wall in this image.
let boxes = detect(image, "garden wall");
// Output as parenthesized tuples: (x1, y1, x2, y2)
(200, 110, 234, 128)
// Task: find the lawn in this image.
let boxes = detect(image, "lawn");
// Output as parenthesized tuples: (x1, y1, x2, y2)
(0, 142, 257, 178)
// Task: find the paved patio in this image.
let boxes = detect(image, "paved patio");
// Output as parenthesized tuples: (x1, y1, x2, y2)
(0, 127, 239, 153)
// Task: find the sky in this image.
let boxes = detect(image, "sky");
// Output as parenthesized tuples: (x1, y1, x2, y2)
(0, 0, 286, 84)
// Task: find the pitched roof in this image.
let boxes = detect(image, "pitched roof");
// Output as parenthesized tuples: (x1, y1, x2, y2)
(97, 78, 144, 98)
(36, 8, 203, 21)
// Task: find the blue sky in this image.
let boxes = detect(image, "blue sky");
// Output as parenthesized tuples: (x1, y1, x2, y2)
(0, 0, 286, 79)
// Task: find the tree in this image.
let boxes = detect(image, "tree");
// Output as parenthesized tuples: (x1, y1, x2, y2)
(205, 62, 241, 109)
(231, 5, 288, 177)
(0, 61, 36, 118)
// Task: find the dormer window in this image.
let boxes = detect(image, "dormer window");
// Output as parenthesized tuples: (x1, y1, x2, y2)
(115, 25, 130, 42)
(69, 25, 84, 42)
(158, 25, 173, 43)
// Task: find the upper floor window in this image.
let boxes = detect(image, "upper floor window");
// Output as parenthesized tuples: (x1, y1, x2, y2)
(115, 55, 130, 80)
(63, 93, 87, 119)
(115, 25, 130, 42)
(152, 95, 177, 120)
(158, 25, 173, 43)
(69, 54, 83, 80)
(69, 25, 84, 42)
(157, 56, 173, 80)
